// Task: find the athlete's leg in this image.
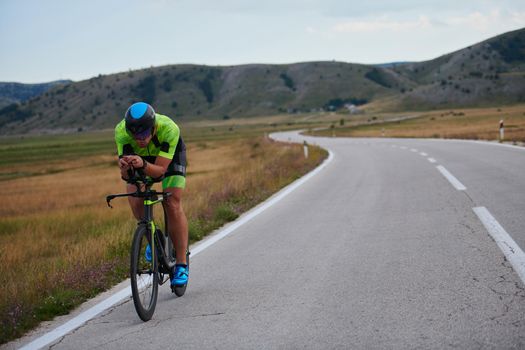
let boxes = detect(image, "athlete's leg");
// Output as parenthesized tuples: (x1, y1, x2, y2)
(126, 183, 144, 220)
(163, 187, 189, 265)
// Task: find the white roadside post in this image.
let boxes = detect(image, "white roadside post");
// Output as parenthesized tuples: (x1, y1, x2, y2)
(303, 140, 309, 159)
(499, 119, 504, 142)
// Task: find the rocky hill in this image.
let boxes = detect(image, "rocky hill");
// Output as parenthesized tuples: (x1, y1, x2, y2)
(0, 28, 523, 134)
(388, 28, 525, 109)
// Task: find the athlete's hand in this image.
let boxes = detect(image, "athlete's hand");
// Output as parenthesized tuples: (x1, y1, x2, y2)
(119, 157, 131, 170)
(125, 155, 144, 169)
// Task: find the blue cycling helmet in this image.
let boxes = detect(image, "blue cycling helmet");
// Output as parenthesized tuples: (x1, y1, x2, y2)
(125, 102, 156, 136)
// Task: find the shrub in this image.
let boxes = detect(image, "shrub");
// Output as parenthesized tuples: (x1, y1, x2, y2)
(162, 79, 172, 92)
(364, 68, 392, 88)
(279, 73, 296, 91)
(133, 75, 156, 104)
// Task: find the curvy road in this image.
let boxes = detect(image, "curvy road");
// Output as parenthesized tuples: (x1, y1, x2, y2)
(10, 131, 525, 349)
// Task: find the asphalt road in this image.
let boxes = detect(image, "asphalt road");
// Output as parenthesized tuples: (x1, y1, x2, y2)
(12, 132, 525, 349)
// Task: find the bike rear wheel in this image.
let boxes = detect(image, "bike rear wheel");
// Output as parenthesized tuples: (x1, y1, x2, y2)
(130, 224, 158, 321)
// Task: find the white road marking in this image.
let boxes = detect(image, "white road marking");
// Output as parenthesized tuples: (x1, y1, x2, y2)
(473, 207, 525, 285)
(420, 152, 428, 156)
(436, 165, 467, 191)
(19, 150, 335, 350)
(411, 148, 418, 152)
(400, 146, 407, 150)
(20, 288, 132, 350)
(428, 158, 437, 163)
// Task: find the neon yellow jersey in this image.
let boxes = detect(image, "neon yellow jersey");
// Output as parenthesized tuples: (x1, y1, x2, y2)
(114, 113, 180, 160)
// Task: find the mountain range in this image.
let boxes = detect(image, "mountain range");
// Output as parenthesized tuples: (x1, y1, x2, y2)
(0, 28, 523, 135)
(0, 80, 71, 109)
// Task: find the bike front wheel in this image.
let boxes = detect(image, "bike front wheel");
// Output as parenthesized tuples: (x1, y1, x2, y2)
(130, 224, 158, 321)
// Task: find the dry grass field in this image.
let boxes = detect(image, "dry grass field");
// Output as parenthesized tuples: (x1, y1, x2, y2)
(0, 131, 326, 343)
(314, 104, 525, 142)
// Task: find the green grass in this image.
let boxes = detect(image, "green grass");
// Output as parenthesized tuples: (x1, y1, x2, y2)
(0, 131, 116, 166)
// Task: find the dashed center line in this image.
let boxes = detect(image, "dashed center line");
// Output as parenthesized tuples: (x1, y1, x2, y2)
(436, 165, 467, 191)
(387, 141, 525, 287)
(473, 207, 525, 285)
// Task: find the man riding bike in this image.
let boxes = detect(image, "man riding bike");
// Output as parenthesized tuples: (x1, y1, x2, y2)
(115, 102, 189, 287)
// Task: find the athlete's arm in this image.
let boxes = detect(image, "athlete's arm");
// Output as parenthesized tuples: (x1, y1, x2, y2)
(119, 157, 131, 179)
(125, 155, 171, 179)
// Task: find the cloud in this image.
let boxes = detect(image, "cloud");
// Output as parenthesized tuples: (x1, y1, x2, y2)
(332, 15, 432, 33)
(446, 10, 525, 31)
(332, 9, 525, 34)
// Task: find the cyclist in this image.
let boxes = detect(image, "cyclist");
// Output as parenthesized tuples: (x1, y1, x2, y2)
(115, 102, 189, 287)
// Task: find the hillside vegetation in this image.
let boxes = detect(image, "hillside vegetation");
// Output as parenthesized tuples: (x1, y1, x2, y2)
(0, 81, 71, 109)
(0, 62, 404, 134)
(388, 28, 525, 110)
(0, 28, 524, 135)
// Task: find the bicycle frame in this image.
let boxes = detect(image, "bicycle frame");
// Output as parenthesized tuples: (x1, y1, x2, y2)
(143, 194, 176, 273)
(106, 172, 175, 273)
(107, 168, 189, 320)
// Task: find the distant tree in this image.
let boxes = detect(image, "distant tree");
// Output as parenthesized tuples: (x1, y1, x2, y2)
(175, 72, 190, 82)
(162, 79, 172, 92)
(279, 73, 296, 91)
(322, 97, 367, 111)
(198, 70, 220, 103)
(0, 104, 32, 125)
(133, 75, 156, 104)
(198, 79, 213, 103)
(364, 68, 392, 88)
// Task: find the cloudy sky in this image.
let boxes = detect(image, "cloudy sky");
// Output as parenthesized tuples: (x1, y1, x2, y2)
(1, 0, 524, 83)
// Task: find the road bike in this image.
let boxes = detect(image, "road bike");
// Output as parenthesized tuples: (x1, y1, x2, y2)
(106, 169, 189, 321)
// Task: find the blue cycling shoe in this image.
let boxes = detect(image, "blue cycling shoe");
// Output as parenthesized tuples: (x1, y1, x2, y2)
(145, 244, 152, 262)
(171, 264, 189, 286)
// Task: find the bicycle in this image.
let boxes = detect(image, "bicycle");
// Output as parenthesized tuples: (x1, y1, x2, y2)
(106, 168, 190, 321)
